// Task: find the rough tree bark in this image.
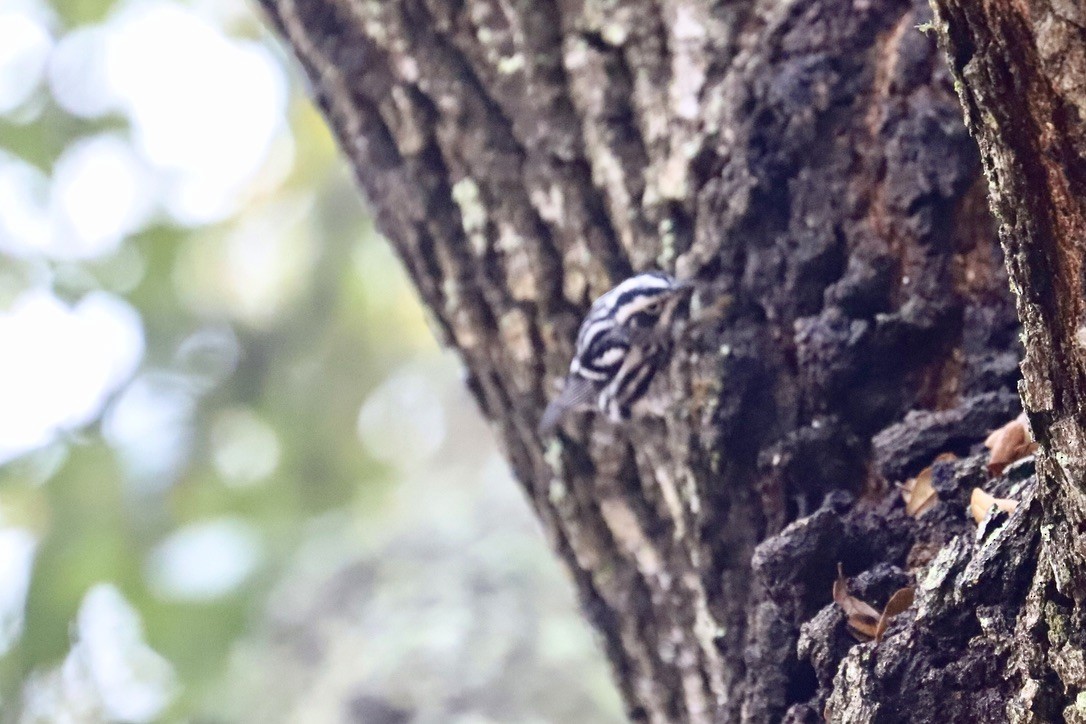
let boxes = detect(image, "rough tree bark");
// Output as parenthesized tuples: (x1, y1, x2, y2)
(257, 0, 1084, 720)
(925, 0, 1086, 720)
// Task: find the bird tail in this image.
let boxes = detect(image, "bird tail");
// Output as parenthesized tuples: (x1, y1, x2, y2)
(538, 376, 598, 436)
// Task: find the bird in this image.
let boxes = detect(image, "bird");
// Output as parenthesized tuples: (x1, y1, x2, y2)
(539, 271, 693, 435)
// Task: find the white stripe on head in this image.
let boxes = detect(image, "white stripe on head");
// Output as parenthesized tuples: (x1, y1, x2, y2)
(615, 292, 665, 323)
(576, 315, 614, 350)
(593, 346, 626, 368)
(570, 358, 607, 381)
(605, 273, 672, 300)
(590, 273, 673, 315)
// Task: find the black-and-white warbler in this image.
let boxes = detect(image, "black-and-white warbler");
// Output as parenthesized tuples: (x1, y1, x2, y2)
(539, 271, 692, 434)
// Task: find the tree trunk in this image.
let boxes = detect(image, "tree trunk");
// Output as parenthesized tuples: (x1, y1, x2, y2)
(256, 0, 1084, 720)
(924, 1, 1086, 721)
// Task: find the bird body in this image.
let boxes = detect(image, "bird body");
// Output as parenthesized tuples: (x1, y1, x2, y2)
(540, 272, 690, 434)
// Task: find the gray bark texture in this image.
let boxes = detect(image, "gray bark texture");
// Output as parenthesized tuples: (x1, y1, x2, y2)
(256, 0, 1085, 720)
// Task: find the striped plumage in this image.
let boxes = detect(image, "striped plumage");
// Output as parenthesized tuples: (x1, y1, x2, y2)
(539, 272, 690, 434)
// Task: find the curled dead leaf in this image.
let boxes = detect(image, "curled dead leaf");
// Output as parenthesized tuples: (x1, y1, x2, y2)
(970, 487, 1018, 524)
(984, 412, 1038, 477)
(874, 587, 915, 643)
(833, 564, 881, 642)
(900, 452, 954, 518)
(900, 469, 936, 518)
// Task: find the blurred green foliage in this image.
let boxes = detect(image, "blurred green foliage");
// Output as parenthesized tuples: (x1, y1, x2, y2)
(0, 1, 621, 721)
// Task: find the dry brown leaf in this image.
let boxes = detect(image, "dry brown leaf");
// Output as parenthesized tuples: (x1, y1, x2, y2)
(984, 412, 1038, 476)
(833, 566, 916, 644)
(847, 614, 880, 642)
(833, 564, 880, 619)
(833, 564, 881, 642)
(970, 487, 1019, 524)
(874, 587, 915, 643)
(900, 469, 936, 518)
(900, 452, 955, 518)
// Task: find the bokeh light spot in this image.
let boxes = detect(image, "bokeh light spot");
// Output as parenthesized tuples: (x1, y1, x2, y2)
(0, 290, 143, 463)
(211, 408, 281, 487)
(357, 369, 447, 468)
(0, 527, 37, 656)
(102, 373, 195, 488)
(0, 11, 52, 115)
(52, 134, 154, 258)
(20, 584, 178, 723)
(145, 518, 262, 601)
